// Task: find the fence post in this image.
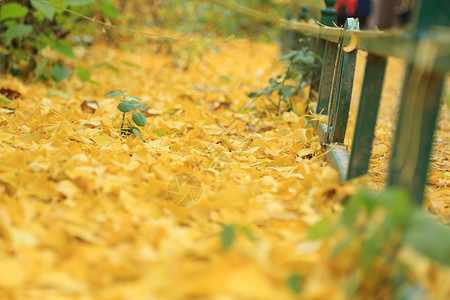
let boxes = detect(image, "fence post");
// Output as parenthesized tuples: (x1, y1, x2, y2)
(387, 0, 449, 204)
(280, 7, 294, 54)
(321, 0, 337, 27)
(300, 4, 308, 21)
(311, 1, 337, 97)
(347, 54, 387, 179)
(296, 5, 309, 48)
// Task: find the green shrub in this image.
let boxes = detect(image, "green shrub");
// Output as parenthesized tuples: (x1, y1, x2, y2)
(0, 0, 116, 81)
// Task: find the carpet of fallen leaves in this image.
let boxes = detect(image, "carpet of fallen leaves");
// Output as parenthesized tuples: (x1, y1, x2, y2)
(0, 34, 449, 299)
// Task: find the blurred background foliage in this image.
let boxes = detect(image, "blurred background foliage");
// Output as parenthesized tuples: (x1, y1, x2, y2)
(118, 0, 324, 40)
(0, 0, 325, 81)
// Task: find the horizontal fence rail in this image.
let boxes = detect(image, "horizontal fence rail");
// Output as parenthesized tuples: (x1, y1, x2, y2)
(212, 0, 450, 204)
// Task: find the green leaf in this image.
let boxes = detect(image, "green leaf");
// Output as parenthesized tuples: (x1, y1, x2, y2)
(300, 55, 316, 65)
(155, 131, 167, 137)
(331, 233, 355, 257)
(283, 89, 293, 99)
(0, 3, 29, 21)
(0, 96, 11, 106)
(111, 97, 129, 102)
(30, 0, 55, 21)
(100, 1, 117, 19)
(221, 225, 235, 251)
(131, 127, 144, 142)
(51, 65, 70, 82)
(104, 63, 120, 74)
(108, 89, 126, 93)
(52, 44, 76, 59)
(3, 20, 16, 27)
(123, 61, 140, 68)
(247, 91, 259, 98)
(404, 210, 450, 266)
(361, 237, 382, 268)
(48, 90, 71, 99)
(165, 108, 177, 115)
(240, 226, 256, 241)
(33, 58, 48, 81)
(65, 0, 95, 6)
(107, 93, 125, 98)
(5, 24, 33, 43)
(226, 34, 235, 41)
(307, 218, 332, 239)
(132, 112, 147, 127)
(130, 99, 138, 104)
(117, 103, 134, 113)
(126, 95, 142, 100)
(76, 66, 91, 82)
(134, 103, 148, 110)
(236, 107, 254, 114)
(286, 274, 302, 294)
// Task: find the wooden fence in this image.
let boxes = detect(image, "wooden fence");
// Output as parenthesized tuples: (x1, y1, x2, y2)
(280, 0, 449, 204)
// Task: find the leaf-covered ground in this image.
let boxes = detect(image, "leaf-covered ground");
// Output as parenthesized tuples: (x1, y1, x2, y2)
(0, 36, 449, 299)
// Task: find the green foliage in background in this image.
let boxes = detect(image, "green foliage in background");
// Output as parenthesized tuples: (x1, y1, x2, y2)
(155, 0, 283, 40)
(308, 188, 450, 299)
(120, 0, 323, 41)
(248, 40, 320, 114)
(0, 0, 116, 82)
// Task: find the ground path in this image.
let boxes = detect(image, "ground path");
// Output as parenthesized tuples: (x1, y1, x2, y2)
(0, 37, 448, 299)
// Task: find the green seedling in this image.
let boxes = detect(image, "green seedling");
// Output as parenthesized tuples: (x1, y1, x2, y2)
(106, 89, 148, 141)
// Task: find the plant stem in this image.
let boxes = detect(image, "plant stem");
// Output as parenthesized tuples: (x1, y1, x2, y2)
(120, 112, 125, 131)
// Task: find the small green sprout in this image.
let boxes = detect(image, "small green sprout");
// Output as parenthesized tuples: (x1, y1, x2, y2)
(106, 89, 148, 141)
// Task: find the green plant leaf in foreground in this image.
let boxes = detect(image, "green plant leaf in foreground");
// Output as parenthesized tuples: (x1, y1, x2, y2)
(221, 225, 235, 251)
(403, 210, 450, 266)
(132, 112, 147, 126)
(117, 103, 134, 113)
